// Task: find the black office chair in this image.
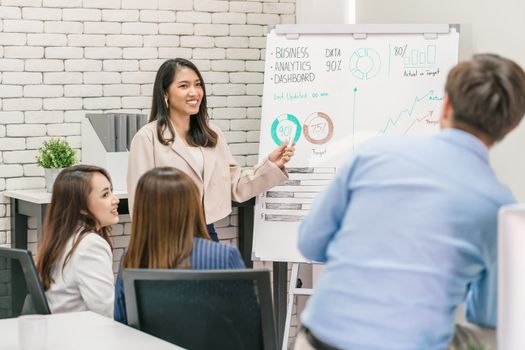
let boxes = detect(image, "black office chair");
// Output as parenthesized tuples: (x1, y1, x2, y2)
(0, 247, 50, 319)
(123, 268, 277, 350)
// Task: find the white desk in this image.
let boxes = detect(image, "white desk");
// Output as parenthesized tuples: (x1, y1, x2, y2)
(0, 311, 184, 350)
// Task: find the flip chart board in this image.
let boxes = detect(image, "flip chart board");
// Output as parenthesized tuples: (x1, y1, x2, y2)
(253, 24, 460, 262)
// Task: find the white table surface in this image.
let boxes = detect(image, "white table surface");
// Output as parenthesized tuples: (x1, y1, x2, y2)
(3, 189, 128, 204)
(0, 311, 184, 350)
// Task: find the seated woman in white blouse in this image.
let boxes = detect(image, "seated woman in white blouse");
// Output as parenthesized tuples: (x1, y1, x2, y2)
(36, 165, 120, 318)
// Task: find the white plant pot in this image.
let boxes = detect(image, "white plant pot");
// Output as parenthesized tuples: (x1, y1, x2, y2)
(44, 168, 64, 193)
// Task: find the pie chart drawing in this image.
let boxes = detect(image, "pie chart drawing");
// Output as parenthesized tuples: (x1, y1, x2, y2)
(271, 113, 302, 146)
(303, 112, 334, 145)
(350, 48, 381, 80)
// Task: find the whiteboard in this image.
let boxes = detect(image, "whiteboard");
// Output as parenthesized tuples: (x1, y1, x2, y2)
(253, 24, 459, 263)
(355, 0, 525, 202)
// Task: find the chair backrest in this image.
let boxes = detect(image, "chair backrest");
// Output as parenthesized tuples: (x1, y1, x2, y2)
(0, 247, 50, 319)
(123, 268, 277, 350)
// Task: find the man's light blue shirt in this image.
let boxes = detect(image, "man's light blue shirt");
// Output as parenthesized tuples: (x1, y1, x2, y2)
(298, 129, 515, 350)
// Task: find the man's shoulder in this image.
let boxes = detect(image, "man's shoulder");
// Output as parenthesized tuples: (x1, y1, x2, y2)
(358, 134, 429, 155)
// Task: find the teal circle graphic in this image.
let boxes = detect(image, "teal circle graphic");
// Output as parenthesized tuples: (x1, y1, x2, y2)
(271, 114, 301, 146)
(350, 48, 381, 80)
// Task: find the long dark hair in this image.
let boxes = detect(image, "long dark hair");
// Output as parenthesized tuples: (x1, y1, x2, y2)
(123, 167, 210, 269)
(36, 165, 114, 290)
(150, 58, 218, 147)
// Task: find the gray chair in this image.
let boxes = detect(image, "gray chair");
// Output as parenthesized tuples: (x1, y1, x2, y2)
(123, 268, 277, 350)
(0, 247, 50, 319)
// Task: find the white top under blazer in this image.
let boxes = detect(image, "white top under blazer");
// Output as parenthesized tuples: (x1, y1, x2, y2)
(45, 231, 114, 318)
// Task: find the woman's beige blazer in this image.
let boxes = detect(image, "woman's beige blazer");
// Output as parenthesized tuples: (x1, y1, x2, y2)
(127, 120, 288, 224)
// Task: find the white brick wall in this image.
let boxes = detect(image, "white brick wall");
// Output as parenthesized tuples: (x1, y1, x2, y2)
(45, 21, 83, 34)
(7, 124, 46, 137)
(101, 9, 139, 22)
(42, 97, 82, 110)
(1, 6, 22, 19)
(45, 47, 84, 59)
(212, 83, 246, 96)
(215, 36, 249, 48)
(230, 24, 264, 36)
(230, 2, 264, 13)
(139, 10, 176, 23)
(44, 72, 83, 84)
(3, 150, 38, 164)
(3, 19, 43, 33)
(27, 33, 67, 46)
(65, 59, 102, 71)
(3, 98, 42, 111)
(212, 107, 246, 119)
(83, 0, 120, 10)
(212, 12, 247, 24)
(0, 112, 24, 124)
(25, 111, 64, 124)
(24, 85, 63, 97)
(4, 46, 44, 59)
(0, 0, 298, 340)
(0, 33, 26, 45)
(0, 58, 24, 71)
(194, 23, 228, 36)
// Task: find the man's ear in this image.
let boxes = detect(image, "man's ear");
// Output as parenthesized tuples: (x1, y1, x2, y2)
(439, 94, 454, 128)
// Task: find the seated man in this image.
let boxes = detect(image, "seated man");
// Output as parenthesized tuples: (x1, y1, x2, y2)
(296, 54, 525, 350)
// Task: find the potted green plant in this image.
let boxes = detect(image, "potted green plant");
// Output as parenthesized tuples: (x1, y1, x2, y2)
(36, 138, 77, 192)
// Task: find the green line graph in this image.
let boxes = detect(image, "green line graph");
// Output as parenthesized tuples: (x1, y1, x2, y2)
(378, 90, 435, 135)
(351, 89, 440, 149)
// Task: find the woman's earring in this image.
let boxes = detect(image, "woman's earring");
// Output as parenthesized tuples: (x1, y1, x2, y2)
(165, 98, 169, 109)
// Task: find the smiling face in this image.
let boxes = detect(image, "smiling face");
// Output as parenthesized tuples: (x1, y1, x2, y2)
(165, 67, 203, 119)
(87, 172, 119, 229)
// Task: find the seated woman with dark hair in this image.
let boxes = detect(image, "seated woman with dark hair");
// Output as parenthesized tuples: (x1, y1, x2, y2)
(37, 165, 119, 318)
(114, 167, 245, 323)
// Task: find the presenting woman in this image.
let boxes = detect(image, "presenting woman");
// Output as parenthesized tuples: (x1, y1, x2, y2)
(37, 165, 120, 317)
(127, 58, 294, 241)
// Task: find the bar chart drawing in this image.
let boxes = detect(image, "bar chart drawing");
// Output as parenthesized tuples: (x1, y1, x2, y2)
(404, 45, 437, 68)
(259, 167, 336, 222)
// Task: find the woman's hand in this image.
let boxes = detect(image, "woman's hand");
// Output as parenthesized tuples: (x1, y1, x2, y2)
(268, 140, 295, 169)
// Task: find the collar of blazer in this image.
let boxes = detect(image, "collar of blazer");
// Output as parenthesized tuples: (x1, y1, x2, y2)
(167, 124, 217, 189)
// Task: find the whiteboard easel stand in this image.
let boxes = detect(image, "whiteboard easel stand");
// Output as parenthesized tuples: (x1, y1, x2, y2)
(281, 263, 314, 350)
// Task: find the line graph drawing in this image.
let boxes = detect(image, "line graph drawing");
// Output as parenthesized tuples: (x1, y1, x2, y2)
(350, 89, 442, 147)
(378, 90, 436, 135)
(402, 111, 438, 134)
